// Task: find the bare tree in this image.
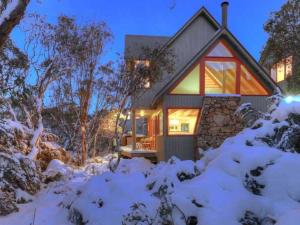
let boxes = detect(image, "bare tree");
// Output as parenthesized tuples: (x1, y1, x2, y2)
(48, 16, 112, 165)
(108, 46, 175, 171)
(21, 15, 82, 159)
(0, 0, 30, 47)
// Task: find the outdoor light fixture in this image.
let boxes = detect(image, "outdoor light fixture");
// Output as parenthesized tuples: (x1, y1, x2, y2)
(140, 110, 145, 117)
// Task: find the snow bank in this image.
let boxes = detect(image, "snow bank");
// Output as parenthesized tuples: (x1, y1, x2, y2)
(2, 98, 300, 225)
(61, 99, 300, 225)
(271, 100, 300, 121)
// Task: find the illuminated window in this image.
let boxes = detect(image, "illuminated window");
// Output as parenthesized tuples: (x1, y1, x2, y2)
(133, 60, 151, 88)
(158, 110, 163, 135)
(270, 56, 293, 83)
(168, 109, 199, 135)
(169, 40, 270, 96)
(277, 61, 285, 82)
(205, 61, 236, 94)
(171, 65, 200, 94)
(241, 65, 268, 95)
(286, 56, 293, 77)
(207, 42, 233, 57)
(134, 60, 150, 68)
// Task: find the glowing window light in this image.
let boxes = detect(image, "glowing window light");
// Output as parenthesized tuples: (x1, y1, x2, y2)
(170, 119, 180, 125)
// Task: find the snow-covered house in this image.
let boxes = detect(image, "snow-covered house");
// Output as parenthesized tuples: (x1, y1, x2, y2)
(121, 2, 279, 162)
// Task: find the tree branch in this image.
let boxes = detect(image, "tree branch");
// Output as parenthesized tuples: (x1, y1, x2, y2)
(0, 0, 30, 48)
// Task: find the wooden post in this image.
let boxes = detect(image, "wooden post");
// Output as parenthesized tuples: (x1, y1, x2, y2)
(131, 109, 136, 150)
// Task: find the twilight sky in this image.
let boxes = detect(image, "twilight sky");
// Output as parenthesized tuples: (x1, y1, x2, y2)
(12, 0, 286, 61)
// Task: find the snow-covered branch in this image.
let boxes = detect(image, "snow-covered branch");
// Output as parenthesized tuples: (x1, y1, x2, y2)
(0, 0, 30, 48)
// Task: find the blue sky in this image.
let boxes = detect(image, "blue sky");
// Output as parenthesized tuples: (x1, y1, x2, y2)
(13, 0, 285, 61)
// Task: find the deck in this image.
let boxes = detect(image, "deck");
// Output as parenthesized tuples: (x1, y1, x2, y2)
(120, 145, 157, 163)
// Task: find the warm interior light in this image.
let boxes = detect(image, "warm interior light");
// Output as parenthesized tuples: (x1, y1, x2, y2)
(170, 119, 179, 125)
(140, 110, 145, 117)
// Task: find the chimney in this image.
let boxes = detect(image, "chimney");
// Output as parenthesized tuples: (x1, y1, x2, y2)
(221, 1, 229, 28)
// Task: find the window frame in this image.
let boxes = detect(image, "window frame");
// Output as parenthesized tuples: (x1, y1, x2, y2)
(168, 40, 270, 96)
(166, 107, 201, 136)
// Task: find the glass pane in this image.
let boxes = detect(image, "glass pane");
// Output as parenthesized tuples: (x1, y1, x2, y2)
(271, 65, 277, 82)
(207, 42, 233, 57)
(159, 111, 163, 135)
(277, 62, 285, 82)
(168, 109, 199, 135)
(241, 65, 268, 95)
(171, 65, 200, 94)
(286, 56, 293, 77)
(205, 61, 236, 94)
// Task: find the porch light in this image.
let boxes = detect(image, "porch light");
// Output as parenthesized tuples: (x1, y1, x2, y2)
(140, 110, 145, 117)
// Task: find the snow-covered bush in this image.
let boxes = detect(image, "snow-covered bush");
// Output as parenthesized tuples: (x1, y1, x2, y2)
(56, 98, 300, 225)
(0, 151, 42, 215)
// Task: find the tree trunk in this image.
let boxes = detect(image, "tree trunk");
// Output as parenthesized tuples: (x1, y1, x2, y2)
(0, 0, 30, 48)
(28, 97, 44, 159)
(81, 124, 87, 165)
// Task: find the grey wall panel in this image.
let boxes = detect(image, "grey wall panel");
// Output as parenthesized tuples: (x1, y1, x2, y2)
(164, 136, 195, 161)
(163, 95, 203, 108)
(240, 96, 269, 112)
(156, 136, 164, 161)
(132, 15, 218, 108)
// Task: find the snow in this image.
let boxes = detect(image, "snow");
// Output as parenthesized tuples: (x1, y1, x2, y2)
(2, 99, 300, 224)
(271, 100, 300, 121)
(0, 0, 19, 26)
(120, 145, 157, 153)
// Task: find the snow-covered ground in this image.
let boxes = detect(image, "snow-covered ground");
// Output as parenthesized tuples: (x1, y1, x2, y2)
(1, 99, 300, 225)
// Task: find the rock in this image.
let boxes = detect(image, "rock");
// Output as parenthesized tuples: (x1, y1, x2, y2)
(37, 133, 70, 171)
(196, 96, 244, 152)
(44, 172, 63, 184)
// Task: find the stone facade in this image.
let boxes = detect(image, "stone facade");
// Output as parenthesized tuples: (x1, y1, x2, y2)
(195, 96, 244, 158)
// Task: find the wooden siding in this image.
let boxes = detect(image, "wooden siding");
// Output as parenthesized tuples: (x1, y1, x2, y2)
(163, 95, 203, 108)
(158, 95, 270, 161)
(156, 135, 164, 161)
(164, 136, 195, 160)
(240, 96, 269, 112)
(132, 15, 218, 108)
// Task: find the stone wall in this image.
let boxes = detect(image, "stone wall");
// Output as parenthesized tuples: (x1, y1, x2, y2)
(195, 96, 244, 158)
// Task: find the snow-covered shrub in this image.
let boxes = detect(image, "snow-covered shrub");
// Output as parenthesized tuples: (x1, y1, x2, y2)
(0, 151, 42, 215)
(239, 211, 276, 225)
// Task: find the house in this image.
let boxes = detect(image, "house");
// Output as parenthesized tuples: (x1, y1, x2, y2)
(121, 2, 279, 162)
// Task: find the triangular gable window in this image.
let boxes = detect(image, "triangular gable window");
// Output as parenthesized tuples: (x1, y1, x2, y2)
(241, 65, 268, 95)
(171, 65, 200, 94)
(207, 42, 233, 57)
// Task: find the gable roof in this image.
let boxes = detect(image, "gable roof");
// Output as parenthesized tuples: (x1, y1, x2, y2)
(151, 28, 280, 106)
(124, 35, 170, 59)
(125, 7, 220, 60)
(159, 7, 220, 51)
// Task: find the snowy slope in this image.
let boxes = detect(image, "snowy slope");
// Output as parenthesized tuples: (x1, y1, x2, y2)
(1, 99, 300, 225)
